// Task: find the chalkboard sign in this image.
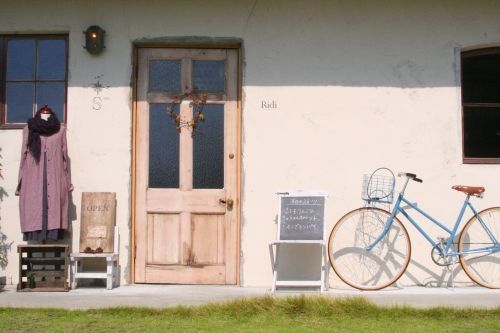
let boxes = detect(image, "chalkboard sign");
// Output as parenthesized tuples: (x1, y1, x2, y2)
(278, 193, 327, 241)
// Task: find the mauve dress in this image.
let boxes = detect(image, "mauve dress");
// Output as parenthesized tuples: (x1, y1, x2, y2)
(17, 124, 72, 240)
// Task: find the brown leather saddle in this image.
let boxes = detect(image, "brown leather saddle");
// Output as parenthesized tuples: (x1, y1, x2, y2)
(452, 185, 485, 195)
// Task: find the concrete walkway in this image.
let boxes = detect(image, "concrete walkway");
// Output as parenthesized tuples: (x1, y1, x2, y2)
(0, 284, 498, 309)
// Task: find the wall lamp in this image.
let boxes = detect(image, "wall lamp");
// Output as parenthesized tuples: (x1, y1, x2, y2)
(84, 25, 106, 55)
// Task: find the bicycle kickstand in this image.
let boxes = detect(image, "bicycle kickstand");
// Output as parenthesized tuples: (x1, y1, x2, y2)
(448, 262, 455, 290)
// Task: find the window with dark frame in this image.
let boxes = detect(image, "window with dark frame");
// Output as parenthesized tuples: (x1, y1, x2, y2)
(461, 48, 500, 163)
(0, 35, 68, 128)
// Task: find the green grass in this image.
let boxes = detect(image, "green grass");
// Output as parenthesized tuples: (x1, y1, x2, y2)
(0, 296, 498, 332)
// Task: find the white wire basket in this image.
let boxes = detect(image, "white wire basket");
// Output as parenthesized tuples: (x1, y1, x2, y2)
(361, 168, 395, 204)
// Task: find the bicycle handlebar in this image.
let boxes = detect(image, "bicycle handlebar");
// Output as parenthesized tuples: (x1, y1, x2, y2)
(398, 172, 423, 183)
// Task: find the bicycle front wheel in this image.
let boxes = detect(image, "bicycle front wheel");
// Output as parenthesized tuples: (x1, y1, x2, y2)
(328, 207, 411, 290)
(459, 207, 500, 289)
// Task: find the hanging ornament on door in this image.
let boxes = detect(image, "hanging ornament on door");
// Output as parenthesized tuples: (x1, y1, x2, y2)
(166, 92, 208, 137)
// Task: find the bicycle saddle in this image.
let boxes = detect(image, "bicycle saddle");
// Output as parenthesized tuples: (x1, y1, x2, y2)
(452, 185, 485, 195)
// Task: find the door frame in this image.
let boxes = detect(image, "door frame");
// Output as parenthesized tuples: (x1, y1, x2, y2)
(130, 39, 243, 284)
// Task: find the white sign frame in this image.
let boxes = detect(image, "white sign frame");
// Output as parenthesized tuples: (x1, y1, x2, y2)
(269, 190, 329, 292)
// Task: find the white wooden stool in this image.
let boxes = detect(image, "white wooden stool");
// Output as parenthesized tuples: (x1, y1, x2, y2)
(70, 227, 119, 290)
(70, 253, 119, 290)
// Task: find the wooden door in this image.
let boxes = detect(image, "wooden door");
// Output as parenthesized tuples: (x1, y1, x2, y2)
(134, 48, 239, 284)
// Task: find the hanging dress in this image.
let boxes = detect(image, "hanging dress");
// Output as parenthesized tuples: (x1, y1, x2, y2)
(17, 119, 72, 241)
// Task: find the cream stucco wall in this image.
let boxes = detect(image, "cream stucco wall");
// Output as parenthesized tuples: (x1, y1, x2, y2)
(0, 0, 499, 288)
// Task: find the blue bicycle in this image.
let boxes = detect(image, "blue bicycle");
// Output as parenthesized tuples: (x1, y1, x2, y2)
(328, 170, 500, 290)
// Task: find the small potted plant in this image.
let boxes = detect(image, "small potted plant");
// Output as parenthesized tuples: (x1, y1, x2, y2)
(27, 271, 36, 289)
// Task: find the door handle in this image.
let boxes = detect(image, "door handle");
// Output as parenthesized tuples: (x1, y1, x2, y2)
(219, 198, 234, 210)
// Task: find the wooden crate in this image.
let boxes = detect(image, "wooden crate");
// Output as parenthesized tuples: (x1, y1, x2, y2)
(17, 244, 69, 292)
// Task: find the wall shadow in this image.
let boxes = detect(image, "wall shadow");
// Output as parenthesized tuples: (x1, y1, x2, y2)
(57, 1, 500, 91)
(0, 147, 13, 272)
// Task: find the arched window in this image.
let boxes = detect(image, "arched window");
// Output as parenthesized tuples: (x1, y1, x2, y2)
(461, 48, 500, 163)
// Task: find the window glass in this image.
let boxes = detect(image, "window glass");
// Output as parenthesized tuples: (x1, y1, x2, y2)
(6, 83, 35, 123)
(463, 106, 500, 158)
(37, 82, 65, 120)
(462, 49, 500, 161)
(2, 36, 67, 126)
(38, 40, 66, 80)
(149, 60, 181, 92)
(149, 103, 180, 188)
(193, 60, 225, 92)
(7, 39, 35, 81)
(193, 104, 224, 189)
(463, 53, 500, 104)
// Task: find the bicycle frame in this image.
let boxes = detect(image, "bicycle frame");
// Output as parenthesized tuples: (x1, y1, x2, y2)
(367, 190, 500, 258)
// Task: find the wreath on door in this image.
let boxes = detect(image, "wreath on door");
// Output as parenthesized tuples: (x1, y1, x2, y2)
(166, 92, 208, 137)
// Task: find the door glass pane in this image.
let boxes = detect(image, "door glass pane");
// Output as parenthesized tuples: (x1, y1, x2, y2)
(6, 83, 35, 123)
(7, 39, 35, 81)
(149, 60, 181, 92)
(149, 103, 180, 188)
(37, 82, 65, 120)
(38, 39, 66, 80)
(193, 60, 225, 92)
(193, 104, 224, 189)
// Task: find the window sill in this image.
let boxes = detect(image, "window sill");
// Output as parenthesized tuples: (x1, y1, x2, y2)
(0, 124, 26, 130)
(463, 157, 500, 164)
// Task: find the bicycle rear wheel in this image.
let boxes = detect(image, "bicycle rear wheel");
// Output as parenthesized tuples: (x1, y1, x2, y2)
(459, 207, 500, 289)
(328, 207, 411, 290)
